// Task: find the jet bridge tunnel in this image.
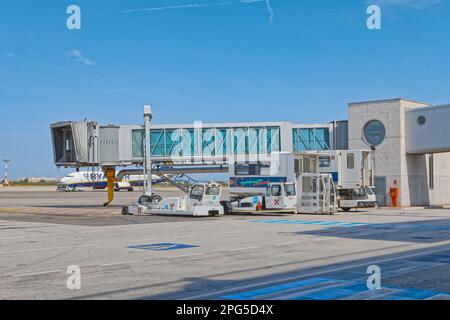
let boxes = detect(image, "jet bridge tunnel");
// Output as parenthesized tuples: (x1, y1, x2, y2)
(406, 104, 450, 155)
(51, 120, 341, 168)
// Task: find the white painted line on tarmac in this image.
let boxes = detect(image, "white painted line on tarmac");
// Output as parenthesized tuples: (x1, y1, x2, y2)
(183, 242, 450, 300)
(79, 229, 120, 234)
(0, 236, 28, 241)
(222, 231, 241, 235)
(175, 234, 199, 239)
(101, 260, 143, 267)
(129, 239, 156, 243)
(0, 243, 97, 255)
(0, 233, 71, 241)
(275, 242, 299, 246)
(169, 253, 205, 259)
(13, 270, 63, 277)
(228, 246, 257, 252)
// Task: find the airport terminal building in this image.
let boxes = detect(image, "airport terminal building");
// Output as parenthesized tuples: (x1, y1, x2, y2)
(348, 98, 450, 207)
(51, 98, 450, 208)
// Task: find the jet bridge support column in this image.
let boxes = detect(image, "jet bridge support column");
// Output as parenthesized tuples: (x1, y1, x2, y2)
(103, 167, 116, 207)
(143, 105, 153, 197)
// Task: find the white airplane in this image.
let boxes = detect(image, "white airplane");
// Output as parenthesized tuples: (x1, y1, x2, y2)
(57, 171, 165, 192)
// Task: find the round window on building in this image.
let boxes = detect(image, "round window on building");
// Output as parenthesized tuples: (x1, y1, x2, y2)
(417, 116, 426, 125)
(363, 120, 386, 147)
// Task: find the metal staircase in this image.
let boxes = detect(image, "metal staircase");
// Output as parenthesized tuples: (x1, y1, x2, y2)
(155, 173, 199, 194)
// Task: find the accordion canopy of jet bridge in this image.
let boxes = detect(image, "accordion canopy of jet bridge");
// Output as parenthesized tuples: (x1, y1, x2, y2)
(50, 120, 345, 168)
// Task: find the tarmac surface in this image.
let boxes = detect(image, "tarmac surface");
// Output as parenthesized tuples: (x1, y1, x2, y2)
(1, 187, 450, 300)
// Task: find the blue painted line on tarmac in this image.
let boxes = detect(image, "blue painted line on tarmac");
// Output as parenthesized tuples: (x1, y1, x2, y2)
(128, 243, 199, 251)
(223, 278, 335, 300)
(223, 276, 450, 300)
(394, 288, 439, 300)
(293, 287, 358, 300)
(267, 220, 294, 224)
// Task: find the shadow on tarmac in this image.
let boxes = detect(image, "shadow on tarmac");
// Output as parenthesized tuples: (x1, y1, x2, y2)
(67, 222, 450, 300)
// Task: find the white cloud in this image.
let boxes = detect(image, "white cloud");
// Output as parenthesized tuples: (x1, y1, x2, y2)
(69, 49, 96, 66)
(369, 0, 444, 10)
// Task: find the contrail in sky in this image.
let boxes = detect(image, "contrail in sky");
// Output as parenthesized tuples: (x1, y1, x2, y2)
(121, 0, 274, 24)
(121, 1, 234, 13)
(265, 0, 274, 24)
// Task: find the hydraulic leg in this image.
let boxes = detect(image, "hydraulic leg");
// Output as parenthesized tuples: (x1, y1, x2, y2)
(103, 167, 116, 207)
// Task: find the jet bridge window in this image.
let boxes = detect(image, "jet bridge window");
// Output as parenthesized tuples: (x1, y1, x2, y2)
(303, 157, 317, 173)
(235, 163, 270, 176)
(347, 153, 355, 169)
(319, 156, 331, 168)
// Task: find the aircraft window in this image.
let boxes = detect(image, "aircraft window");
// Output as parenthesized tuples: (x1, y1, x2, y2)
(285, 184, 296, 196)
(271, 185, 282, 197)
(190, 185, 204, 201)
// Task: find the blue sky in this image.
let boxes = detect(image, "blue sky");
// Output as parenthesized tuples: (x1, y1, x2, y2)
(1, 0, 450, 178)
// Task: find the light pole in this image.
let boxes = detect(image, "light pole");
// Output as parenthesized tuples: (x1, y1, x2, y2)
(3, 160, 10, 187)
(143, 105, 153, 197)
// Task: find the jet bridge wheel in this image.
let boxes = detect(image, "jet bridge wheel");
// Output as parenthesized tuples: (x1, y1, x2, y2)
(138, 195, 163, 206)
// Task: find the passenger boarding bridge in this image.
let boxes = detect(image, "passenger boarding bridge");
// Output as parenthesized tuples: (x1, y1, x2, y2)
(51, 120, 348, 168)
